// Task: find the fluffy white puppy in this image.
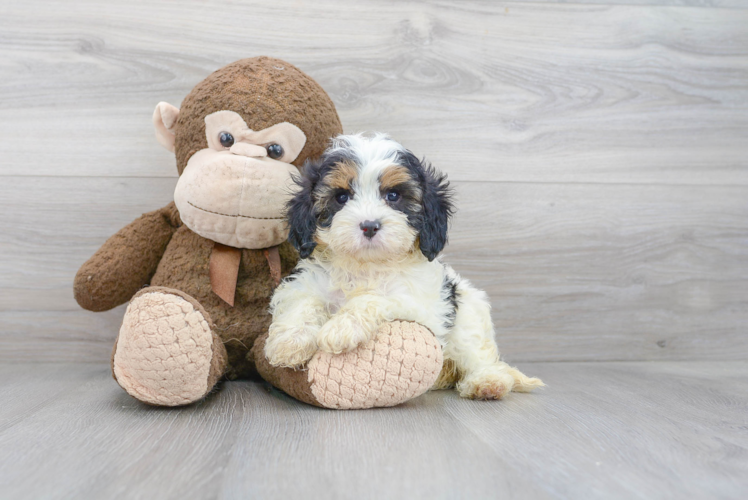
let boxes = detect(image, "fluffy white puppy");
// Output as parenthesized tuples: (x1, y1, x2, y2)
(265, 134, 543, 399)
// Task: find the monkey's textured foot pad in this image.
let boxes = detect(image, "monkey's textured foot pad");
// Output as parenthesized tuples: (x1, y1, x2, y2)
(254, 321, 443, 409)
(112, 287, 227, 406)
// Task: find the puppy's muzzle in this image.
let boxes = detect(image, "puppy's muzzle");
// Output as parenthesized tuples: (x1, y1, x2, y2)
(360, 220, 381, 239)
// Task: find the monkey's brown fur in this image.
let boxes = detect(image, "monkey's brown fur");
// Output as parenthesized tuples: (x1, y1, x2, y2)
(74, 57, 342, 384)
(174, 58, 342, 175)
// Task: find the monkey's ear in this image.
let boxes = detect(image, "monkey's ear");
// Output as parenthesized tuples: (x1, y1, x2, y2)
(153, 102, 180, 152)
(286, 162, 320, 259)
(416, 159, 454, 261)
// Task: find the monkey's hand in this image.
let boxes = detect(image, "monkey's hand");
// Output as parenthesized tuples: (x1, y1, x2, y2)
(74, 203, 180, 312)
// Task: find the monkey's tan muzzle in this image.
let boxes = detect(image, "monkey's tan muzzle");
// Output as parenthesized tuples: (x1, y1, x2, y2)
(174, 149, 299, 249)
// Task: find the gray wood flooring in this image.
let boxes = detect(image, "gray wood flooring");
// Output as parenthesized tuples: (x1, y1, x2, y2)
(1, 1, 747, 498)
(1, 361, 746, 499)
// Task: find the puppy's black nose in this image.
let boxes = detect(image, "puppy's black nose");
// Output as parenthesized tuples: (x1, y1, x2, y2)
(360, 220, 381, 239)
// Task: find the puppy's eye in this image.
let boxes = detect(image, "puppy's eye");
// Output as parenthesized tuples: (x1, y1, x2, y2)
(266, 143, 284, 159)
(385, 190, 401, 202)
(335, 192, 349, 205)
(219, 132, 234, 148)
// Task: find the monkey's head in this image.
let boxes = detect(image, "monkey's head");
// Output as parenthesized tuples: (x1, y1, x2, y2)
(153, 57, 343, 249)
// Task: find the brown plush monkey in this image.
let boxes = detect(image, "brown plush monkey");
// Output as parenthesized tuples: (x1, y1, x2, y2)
(74, 57, 443, 408)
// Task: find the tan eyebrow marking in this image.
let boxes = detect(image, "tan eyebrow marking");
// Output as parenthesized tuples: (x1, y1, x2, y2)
(379, 165, 413, 190)
(326, 161, 358, 191)
(313, 161, 359, 213)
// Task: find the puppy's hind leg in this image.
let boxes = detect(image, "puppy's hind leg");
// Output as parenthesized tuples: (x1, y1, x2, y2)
(444, 285, 544, 400)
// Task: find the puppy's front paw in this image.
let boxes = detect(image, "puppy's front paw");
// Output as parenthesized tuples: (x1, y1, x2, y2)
(264, 327, 318, 369)
(316, 313, 373, 355)
(457, 371, 516, 400)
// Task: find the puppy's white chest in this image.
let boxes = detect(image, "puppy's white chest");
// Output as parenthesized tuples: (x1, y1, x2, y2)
(325, 264, 449, 335)
(328, 272, 406, 305)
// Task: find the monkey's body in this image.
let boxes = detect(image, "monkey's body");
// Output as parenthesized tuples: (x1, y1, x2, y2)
(75, 202, 298, 383)
(149, 211, 298, 380)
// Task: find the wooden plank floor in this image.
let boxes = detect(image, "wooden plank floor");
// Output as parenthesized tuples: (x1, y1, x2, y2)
(0, 361, 746, 499)
(1, 2, 746, 498)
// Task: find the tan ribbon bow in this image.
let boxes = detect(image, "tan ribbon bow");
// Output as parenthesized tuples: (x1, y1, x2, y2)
(209, 243, 282, 307)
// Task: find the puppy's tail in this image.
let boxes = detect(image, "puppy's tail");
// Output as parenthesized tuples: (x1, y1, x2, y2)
(507, 365, 545, 393)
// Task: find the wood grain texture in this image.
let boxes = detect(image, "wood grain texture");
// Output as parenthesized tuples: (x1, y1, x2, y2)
(537, 0, 748, 7)
(0, 0, 746, 363)
(1, 175, 746, 363)
(447, 181, 748, 362)
(1, 361, 746, 499)
(0, 1, 747, 184)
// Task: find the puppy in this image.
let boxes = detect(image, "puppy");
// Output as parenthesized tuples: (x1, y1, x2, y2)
(265, 134, 543, 399)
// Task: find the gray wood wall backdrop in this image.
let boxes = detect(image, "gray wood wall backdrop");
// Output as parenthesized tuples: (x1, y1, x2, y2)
(1, 0, 746, 364)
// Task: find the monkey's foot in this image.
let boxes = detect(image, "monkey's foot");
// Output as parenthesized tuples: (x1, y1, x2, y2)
(112, 287, 227, 406)
(254, 321, 444, 409)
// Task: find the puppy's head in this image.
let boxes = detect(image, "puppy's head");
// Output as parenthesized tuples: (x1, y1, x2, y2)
(286, 133, 453, 262)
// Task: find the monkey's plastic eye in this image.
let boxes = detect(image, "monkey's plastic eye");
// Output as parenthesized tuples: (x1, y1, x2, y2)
(219, 132, 234, 148)
(266, 143, 284, 159)
(335, 192, 349, 205)
(385, 190, 401, 202)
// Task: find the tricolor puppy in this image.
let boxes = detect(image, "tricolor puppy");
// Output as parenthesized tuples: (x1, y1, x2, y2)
(265, 134, 543, 399)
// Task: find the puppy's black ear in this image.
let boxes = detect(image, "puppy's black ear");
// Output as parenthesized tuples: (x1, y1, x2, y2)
(400, 151, 454, 261)
(419, 162, 454, 261)
(286, 160, 320, 259)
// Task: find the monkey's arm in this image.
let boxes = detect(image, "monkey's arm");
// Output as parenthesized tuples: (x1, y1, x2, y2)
(74, 202, 181, 312)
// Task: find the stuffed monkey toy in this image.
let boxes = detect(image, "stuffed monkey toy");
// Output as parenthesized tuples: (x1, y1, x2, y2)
(74, 57, 443, 408)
